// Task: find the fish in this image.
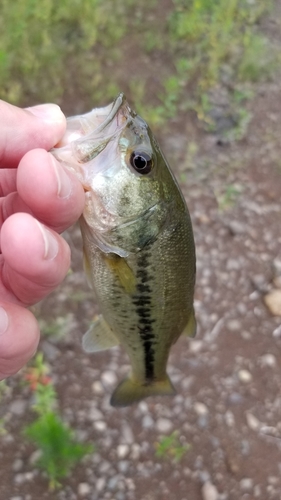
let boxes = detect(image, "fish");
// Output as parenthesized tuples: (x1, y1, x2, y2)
(51, 93, 196, 407)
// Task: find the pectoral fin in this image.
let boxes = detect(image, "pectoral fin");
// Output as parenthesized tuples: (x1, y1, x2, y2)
(82, 315, 119, 352)
(103, 254, 136, 294)
(183, 308, 197, 338)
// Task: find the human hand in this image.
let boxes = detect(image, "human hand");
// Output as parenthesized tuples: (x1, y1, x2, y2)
(0, 100, 85, 379)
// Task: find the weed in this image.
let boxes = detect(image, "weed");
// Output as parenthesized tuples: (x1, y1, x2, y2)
(24, 412, 93, 490)
(155, 431, 191, 462)
(23, 353, 94, 489)
(0, 418, 7, 436)
(216, 183, 243, 211)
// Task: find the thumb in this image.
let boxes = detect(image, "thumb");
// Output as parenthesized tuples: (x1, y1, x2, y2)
(0, 100, 66, 168)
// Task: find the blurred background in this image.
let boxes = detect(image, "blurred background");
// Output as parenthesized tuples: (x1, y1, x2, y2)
(1, 1, 281, 499)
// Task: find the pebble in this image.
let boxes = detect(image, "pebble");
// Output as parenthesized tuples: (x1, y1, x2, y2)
(29, 449, 42, 465)
(96, 478, 106, 492)
(201, 481, 219, 500)
(118, 460, 130, 473)
(238, 370, 252, 383)
(78, 482, 91, 496)
(142, 415, 154, 429)
(10, 497, 23, 500)
(225, 410, 235, 427)
(9, 399, 28, 416)
(41, 340, 60, 361)
(117, 444, 130, 459)
(264, 290, 281, 316)
(246, 412, 260, 431)
(101, 371, 117, 387)
(259, 354, 276, 368)
(91, 381, 104, 394)
(156, 418, 173, 433)
(93, 420, 107, 432)
(121, 424, 134, 444)
(240, 478, 254, 492)
(88, 407, 104, 421)
(189, 340, 203, 353)
(12, 458, 24, 472)
(194, 402, 209, 416)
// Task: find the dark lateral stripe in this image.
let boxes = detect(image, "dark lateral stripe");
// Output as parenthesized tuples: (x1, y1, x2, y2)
(134, 250, 156, 380)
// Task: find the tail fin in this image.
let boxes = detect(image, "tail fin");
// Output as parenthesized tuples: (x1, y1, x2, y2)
(110, 375, 176, 407)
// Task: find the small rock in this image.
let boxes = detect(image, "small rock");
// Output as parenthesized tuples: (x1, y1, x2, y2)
(117, 444, 129, 459)
(10, 497, 23, 500)
(108, 475, 120, 490)
(259, 354, 276, 368)
(29, 449, 42, 465)
(96, 478, 106, 492)
(12, 459, 24, 472)
(93, 421, 107, 432)
(273, 258, 281, 276)
(41, 340, 60, 361)
(101, 371, 117, 387)
(138, 401, 149, 414)
(238, 370, 252, 383)
(254, 485, 261, 497)
(194, 402, 209, 416)
(9, 399, 27, 416)
(78, 483, 91, 496)
(130, 444, 141, 460)
(273, 325, 281, 338)
(156, 418, 173, 433)
(88, 407, 103, 421)
(142, 415, 154, 429)
(189, 340, 203, 353)
(121, 424, 134, 444)
(91, 381, 104, 394)
(225, 410, 235, 427)
(227, 220, 246, 235)
(240, 478, 253, 492)
(202, 481, 219, 500)
(246, 412, 260, 431)
(118, 460, 130, 473)
(14, 474, 25, 485)
(264, 290, 281, 316)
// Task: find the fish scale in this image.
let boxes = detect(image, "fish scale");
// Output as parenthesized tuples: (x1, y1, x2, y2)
(51, 93, 196, 407)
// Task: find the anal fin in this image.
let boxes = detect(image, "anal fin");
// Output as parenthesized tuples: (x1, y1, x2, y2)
(183, 307, 197, 338)
(82, 315, 119, 352)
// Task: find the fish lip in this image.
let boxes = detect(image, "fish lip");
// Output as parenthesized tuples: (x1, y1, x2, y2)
(95, 93, 127, 134)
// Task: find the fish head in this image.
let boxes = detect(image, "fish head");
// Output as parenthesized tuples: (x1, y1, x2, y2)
(52, 94, 177, 255)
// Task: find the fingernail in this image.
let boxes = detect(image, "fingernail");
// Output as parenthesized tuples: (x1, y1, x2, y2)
(48, 154, 72, 199)
(26, 103, 65, 125)
(35, 220, 59, 260)
(0, 307, 9, 336)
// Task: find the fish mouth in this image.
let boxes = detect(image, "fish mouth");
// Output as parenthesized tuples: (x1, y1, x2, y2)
(51, 94, 132, 180)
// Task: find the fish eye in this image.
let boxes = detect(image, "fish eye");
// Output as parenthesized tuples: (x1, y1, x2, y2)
(130, 151, 153, 174)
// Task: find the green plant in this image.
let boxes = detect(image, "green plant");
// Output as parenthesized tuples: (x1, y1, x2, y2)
(23, 353, 94, 489)
(155, 431, 191, 462)
(24, 412, 93, 490)
(216, 183, 243, 211)
(0, 0, 132, 104)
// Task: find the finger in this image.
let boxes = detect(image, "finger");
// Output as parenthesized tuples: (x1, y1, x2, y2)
(0, 100, 66, 168)
(16, 149, 85, 232)
(1, 213, 71, 305)
(0, 302, 39, 379)
(0, 169, 17, 196)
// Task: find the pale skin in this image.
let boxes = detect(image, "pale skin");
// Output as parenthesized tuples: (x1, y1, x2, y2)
(0, 100, 85, 379)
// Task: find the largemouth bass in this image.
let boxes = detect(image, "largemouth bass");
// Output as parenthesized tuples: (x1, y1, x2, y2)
(52, 94, 196, 407)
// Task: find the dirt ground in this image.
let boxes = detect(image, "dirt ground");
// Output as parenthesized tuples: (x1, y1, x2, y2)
(1, 3, 281, 500)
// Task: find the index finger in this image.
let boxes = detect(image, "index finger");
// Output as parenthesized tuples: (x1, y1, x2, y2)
(0, 100, 66, 168)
